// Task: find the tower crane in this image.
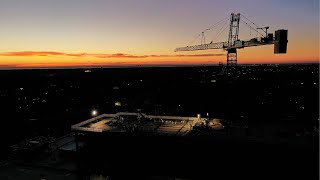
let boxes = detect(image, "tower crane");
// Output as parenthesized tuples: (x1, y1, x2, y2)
(175, 13, 288, 70)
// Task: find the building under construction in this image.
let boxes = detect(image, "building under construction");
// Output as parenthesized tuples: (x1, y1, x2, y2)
(71, 112, 224, 135)
(69, 112, 229, 176)
(71, 112, 226, 150)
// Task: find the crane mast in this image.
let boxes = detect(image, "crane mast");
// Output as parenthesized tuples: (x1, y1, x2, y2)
(227, 13, 240, 66)
(175, 13, 288, 70)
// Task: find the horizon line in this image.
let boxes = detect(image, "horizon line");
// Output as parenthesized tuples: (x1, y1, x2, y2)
(0, 62, 318, 70)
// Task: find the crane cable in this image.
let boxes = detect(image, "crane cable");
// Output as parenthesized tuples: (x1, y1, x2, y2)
(240, 19, 264, 37)
(214, 20, 229, 42)
(187, 16, 229, 46)
(204, 16, 229, 33)
(240, 14, 260, 28)
(241, 14, 267, 36)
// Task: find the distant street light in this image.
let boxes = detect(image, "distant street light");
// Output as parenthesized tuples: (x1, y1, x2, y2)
(92, 110, 98, 116)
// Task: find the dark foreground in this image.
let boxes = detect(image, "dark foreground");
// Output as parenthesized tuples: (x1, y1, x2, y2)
(0, 134, 317, 179)
(0, 64, 318, 179)
(78, 134, 317, 179)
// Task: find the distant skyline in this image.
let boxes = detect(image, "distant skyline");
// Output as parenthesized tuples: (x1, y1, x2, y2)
(0, 0, 319, 68)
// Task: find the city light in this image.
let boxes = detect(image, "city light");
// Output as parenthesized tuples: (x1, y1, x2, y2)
(92, 110, 98, 116)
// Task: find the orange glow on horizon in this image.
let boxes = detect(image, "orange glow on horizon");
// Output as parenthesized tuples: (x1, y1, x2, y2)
(0, 44, 318, 69)
(0, 55, 318, 69)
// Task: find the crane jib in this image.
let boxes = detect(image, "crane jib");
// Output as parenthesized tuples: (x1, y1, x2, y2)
(175, 42, 227, 52)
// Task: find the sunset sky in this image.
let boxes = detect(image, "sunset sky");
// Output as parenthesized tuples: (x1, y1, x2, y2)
(0, 0, 319, 68)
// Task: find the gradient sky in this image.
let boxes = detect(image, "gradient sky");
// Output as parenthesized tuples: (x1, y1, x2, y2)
(0, 0, 318, 68)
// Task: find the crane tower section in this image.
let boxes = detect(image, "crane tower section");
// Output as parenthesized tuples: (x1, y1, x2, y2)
(227, 13, 240, 66)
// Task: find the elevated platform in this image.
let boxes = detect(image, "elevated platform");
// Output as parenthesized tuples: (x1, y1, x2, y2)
(71, 112, 207, 136)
